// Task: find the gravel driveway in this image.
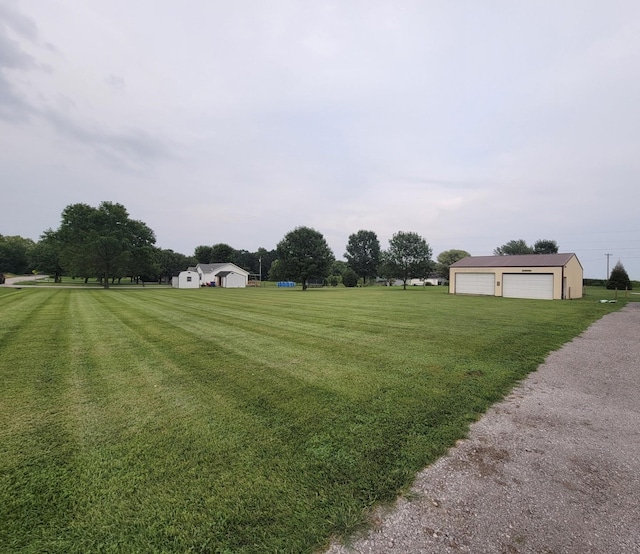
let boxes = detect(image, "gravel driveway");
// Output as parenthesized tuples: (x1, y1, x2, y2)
(327, 303, 640, 554)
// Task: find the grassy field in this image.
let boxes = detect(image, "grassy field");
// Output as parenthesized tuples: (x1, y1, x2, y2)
(0, 286, 627, 553)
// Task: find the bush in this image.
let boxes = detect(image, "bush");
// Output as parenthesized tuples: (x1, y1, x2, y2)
(342, 269, 359, 288)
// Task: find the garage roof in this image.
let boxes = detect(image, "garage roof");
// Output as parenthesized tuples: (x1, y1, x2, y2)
(451, 253, 577, 268)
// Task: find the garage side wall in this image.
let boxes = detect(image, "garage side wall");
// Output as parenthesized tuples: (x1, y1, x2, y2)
(223, 272, 248, 288)
(564, 256, 584, 299)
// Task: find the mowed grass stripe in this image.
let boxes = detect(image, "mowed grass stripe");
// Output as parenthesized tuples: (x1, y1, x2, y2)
(0, 287, 624, 553)
(0, 290, 79, 551)
(106, 290, 387, 395)
(58, 291, 325, 552)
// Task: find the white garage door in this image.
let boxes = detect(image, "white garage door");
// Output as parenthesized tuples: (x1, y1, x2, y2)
(455, 273, 495, 295)
(502, 273, 553, 300)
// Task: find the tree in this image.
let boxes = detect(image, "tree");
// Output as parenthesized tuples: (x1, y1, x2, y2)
(255, 248, 277, 281)
(156, 248, 195, 284)
(0, 235, 35, 274)
(275, 227, 335, 290)
(383, 231, 433, 290)
(607, 261, 632, 290)
(267, 259, 286, 282)
(234, 249, 260, 274)
(57, 203, 96, 281)
(30, 230, 64, 282)
(345, 230, 381, 285)
(494, 239, 533, 256)
(533, 239, 559, 254)
(123, 219, 158, 283)
(56, 201, 156, 288)
(211, 243, 236, 263)
(495, 239, 560, 256)
(342, 268, 359, 287)
(435, 249, 470, 280)
(330, 260, 349, 277)
(194, 245, 214, 264)
(326, 260, 348, 287)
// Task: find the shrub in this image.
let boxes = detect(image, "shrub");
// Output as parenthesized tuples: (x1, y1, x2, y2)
(607, 262, 632, 290)
(342, 269, 359, 288)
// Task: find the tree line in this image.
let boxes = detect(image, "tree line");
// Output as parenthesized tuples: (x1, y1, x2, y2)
(2, 201, 632, 290)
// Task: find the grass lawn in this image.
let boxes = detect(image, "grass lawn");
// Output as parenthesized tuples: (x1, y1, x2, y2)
(0, 286, 627, 553)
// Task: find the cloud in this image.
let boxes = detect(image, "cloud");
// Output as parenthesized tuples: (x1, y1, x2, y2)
(0, 4, 38, 121)
(42, 108, 176, 172)
(105, 74, 125, 92)
(1, 1, 639, 279)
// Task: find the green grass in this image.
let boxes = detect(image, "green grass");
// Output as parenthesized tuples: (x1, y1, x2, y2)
(0, 286, 626, 553)
(10, 276, 164, 287)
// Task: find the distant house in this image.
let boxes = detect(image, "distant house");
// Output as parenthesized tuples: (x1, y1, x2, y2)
(172, 270, 200, 289)
(449, 253, 583, 300)
(409, 276, 446, 286)
(195, 263, 249, 288)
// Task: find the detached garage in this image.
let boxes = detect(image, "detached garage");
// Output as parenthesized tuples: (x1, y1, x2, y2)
(449, 253, 583, 300)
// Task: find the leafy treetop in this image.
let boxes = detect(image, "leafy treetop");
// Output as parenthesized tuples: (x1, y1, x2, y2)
(382, 231, 433, 290)
(276, 226, 335, 290)
(344, 230, 381, 286)
(494, 239, 559, 256)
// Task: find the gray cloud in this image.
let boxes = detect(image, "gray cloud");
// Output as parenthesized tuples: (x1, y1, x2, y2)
(0, 5, 37, 121)
(1, 1, 639, 279)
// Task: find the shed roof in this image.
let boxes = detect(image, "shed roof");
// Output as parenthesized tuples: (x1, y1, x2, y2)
(450, 253, 578, 268)
(196, 263, 250, 276)
(197, 263, 227, 272)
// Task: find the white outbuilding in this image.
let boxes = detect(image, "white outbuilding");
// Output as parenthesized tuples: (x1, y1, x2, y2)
(196, 263, 249, 288)
(172, 270, 200, 289)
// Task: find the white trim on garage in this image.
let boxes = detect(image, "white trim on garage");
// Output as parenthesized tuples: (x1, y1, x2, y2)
(503, 273, 553, 300)
(455, 273, 495, 295)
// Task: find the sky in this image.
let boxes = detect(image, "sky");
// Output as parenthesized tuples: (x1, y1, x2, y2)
(1, 0, 639, 279)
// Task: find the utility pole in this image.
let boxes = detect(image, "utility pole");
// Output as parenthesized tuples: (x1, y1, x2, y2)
(605, 253, 612, 279)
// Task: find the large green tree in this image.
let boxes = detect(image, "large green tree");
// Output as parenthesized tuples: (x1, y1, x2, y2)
(494, 239, 533, 256)
(383, 231, 433, 290)
(607, 261, 632, 290)
(29, 230, 64, 282)
(211, 243, 236, 263)
(533, 239, 559, 254)
(276, 227, 335, 290)
(56, 202, 156, 288)
(495, 239, 560, 256)
(345, 230, 381, 285)
(0, 235, 35, 274)
(194, 245, 214, 264)
(156, 248, 195, 284)
(435, 249, 470, 279)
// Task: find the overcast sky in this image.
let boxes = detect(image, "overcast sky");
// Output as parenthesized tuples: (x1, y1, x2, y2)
(1, 0, 639, 279)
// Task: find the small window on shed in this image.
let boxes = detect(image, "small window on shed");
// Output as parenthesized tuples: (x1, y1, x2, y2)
(187, 276, 192, 282)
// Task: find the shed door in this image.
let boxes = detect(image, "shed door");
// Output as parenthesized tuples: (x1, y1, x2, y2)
(455, 273, 495, 296)
(502, 273, 553, 300)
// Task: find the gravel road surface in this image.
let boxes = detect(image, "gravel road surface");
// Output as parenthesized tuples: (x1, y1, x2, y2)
(327, 303, 640, 554)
